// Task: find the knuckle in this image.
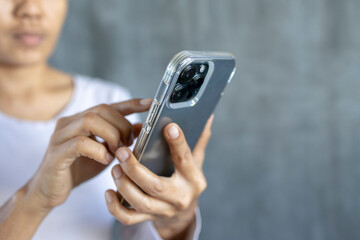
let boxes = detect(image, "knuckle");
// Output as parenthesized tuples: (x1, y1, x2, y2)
(125, 122, 133, 135)
(96, 103, 109, 112)
(148, 179, 165, 196)
(163, 209, 177, 218)
(175, 200, 187, 210)
(130, 98, 141, 107)
(120, 215, 134, 226)
(107, 129, 121, 144)
(99, 144, 108, 156)
(138, 197, 152, 213)
(121, 160, 136, 173)
(195, 175, 207, 193)
(175, 196, 191, 210)
(49, 132, 58, 144)
(172, 148, 192, 164)
(120, 122, 133, 141)
(82, 112, 97, 127)
(74, 136, 87, 151)
(55, 117, 67, 129)
(122, 120, 134, 137)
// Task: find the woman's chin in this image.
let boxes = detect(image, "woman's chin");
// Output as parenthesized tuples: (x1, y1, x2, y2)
(0, 53, 48, 67)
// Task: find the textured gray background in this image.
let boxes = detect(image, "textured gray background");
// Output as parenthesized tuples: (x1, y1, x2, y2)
(50, 0, 360, 239)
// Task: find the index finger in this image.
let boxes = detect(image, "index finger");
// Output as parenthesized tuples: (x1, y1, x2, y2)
(192, 114, 214, 167)
(110, 98, 152, 116)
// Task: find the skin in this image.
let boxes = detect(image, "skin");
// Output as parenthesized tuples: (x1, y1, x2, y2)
(0, 0, 73, 120)
(0, 1, 212, 240)
(106, 118, 212, 239)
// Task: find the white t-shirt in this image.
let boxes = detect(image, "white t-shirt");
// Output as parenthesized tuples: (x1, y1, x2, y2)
(0, 75, 201, 240)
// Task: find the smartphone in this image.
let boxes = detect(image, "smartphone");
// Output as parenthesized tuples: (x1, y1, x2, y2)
(134, 51, 236, 177)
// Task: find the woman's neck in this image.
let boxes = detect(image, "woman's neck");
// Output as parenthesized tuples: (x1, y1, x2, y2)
(0, 63, 49, 100)
(0, 62, 74, 121)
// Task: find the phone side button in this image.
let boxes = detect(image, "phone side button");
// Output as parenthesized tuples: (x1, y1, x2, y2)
(145, 124, 152, 134)
(147, 100, 159, 125)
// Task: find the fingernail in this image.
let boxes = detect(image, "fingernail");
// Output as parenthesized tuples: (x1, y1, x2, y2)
(140, 98, 153, 106)
(106, 153, 113, 163)
(105, 192, 113, 203)
(168, 125, 179, 139)
(117, 149, 129, 163)
(113, 166, 122, 179)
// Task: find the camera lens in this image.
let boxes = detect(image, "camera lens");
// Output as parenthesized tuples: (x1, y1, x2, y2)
(199, 64, 207, 73)
(171, 84, 188, 102)
(189, 75, 204, 91)
(180, 66, 196, 83)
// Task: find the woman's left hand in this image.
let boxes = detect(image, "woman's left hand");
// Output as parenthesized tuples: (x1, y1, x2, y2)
(105, 115, 214, 240)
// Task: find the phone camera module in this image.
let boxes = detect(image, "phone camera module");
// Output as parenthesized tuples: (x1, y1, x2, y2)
(189, 75, 204, 91)
(180, 65, 196, 83)
(171, 63, 209, 104)
(171, 84, 188, 103)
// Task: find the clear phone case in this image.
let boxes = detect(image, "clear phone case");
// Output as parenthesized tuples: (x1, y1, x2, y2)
(134, 51, 236, 176)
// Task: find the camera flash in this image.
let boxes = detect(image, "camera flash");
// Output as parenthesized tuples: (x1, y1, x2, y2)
(199, 64, 206, 73)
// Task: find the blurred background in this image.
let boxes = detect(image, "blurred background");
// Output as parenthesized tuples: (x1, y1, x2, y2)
(50, 0, 360, 239)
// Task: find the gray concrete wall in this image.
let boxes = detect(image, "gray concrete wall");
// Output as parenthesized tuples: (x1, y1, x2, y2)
(50, 0, 360, 239)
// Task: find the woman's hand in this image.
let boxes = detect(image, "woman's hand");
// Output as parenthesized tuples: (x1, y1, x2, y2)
(105, 115, 214, 240)
(24, 98, 152, 211)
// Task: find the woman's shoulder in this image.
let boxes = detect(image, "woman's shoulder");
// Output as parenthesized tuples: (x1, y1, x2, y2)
(73, 74, 132, 107)
(58, 74, 135, 117)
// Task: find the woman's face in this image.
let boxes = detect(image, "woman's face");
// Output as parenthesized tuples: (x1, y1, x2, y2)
(0, 0, 68, 66)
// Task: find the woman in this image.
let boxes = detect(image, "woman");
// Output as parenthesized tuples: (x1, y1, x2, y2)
(0, 1, 212, 239)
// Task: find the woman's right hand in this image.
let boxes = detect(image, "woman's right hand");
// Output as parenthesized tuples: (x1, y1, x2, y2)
(24, 98, 152, 212)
